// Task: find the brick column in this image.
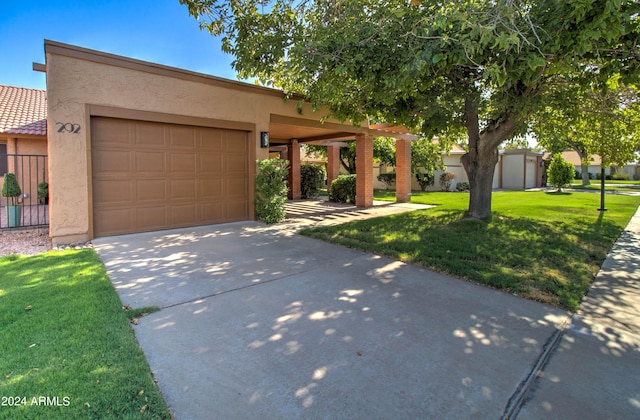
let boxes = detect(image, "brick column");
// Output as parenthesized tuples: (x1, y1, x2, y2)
(395, 139, 412, 203)
(326, 145, 340, 192)
(355, 133, 373, 208)
(288, 139, 301, 199)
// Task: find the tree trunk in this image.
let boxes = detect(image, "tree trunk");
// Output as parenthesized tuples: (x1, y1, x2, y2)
(461, 146, 499, 219)
(574, 147, 590, 186)
(460, 97, 521, 219)
(581, 163, 590, 185)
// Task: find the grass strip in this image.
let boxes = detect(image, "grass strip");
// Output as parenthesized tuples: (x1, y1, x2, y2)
(302, 191, 640, 311)
(0, 249, 170, 419)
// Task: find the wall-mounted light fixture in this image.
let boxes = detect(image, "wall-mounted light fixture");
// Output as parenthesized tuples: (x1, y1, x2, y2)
(260, 131, 270, 148)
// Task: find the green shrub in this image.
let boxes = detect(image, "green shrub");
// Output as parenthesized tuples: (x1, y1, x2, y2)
(255, 159, 289, 224)
(595, 172, 612, 180)
(439, 172, 456, 191)
(377, 172, 396, 190)
(455, 181, 470, 192)
(547, 153, 575, 191)
(38, 182, 48, 198)
(574, 169, 581, 179)
(1, 173, 21, 206)
(415, 172, 435, 191)
(329, 174, 356, 204)
(611, 172, 631, 181)
(300, 164, 325, 198)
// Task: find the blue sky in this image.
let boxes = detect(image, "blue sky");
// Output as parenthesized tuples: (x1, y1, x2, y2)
(1, 0, 237, 90)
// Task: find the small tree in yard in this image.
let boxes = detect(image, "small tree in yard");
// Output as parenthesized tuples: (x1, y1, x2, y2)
(547, 154, 575, 192)
(416, 173, 435, 192)
(377, 173, 396, 190)
(439, 172, 456, 192)
(255, 159, 289, 224)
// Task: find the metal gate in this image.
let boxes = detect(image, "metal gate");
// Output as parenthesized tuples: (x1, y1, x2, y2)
(0, 154, 49, 229)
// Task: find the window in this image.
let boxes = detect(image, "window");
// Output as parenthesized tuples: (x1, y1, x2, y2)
(0, 143, 7, 176)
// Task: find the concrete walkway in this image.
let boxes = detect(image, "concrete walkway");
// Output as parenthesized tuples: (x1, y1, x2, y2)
(516, 205, 640, 419)
(92, 200, 640, 419)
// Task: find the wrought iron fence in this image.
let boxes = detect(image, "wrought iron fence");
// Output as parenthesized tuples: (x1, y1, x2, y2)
(0, 154, 49, 229)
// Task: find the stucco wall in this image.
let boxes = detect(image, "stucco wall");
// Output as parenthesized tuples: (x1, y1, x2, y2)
(45, 42, 357, 244)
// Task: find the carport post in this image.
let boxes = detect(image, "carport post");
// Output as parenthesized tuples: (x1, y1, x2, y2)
(326, 145, 340, 192)
(288, 139, 301, 200)
(355, 133, 373, 208)
(395, 139, 412, 203)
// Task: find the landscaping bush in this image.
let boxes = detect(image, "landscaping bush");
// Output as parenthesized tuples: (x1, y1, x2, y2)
(1, 173, 21, 206)
(377, 172, 396, 190)
(574, 169, 581, 180)
(547, 153, 574, 191)
(329, 174, 356, 204)
(611, 172, 631, 181)
(595, 172, 613, 180)
(455, 181, 470, 192)
(301, 164, 325, 198)
(439, 172, 456, 191)
(415, 172, 435, 191)
(255, 158, 289, 224)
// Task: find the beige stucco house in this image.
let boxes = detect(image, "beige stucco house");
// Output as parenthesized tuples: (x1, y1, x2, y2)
(374, 146, 543, 191)
(41, 40, 415, 245)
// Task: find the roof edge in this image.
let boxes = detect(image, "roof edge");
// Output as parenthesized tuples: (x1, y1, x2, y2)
(44, 40, 304, 100)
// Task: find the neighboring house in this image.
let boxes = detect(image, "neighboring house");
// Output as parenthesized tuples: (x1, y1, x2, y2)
(0, 85, 48, 227)
(546, 150, 640, 180)
(375, 145, 543, 191)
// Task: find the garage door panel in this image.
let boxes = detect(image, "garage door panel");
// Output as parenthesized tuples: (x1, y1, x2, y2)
(225, 178, 248, 198)
(135, 151, 166, 174)
(94, 208, 134, 236)
(199, 202, 224, 224)
(135, 123, 166, 147)
(136, 180, 167, 202)
(169, 126, 196, 149)
(225, 201, 249, 220)
(135, 206, 169, 231)
(199, 154, 223, 173)
(224, 155, 248, 173)
(170, 204, 198, 226)
(170, 179, 197, 200)
(200, 179, 223, 198)
(224, 132, 249, 150)
(92, 117, 250, 237)
(170, 154, 197, 173)
(93, 150, 132, 175)
(94, 179, 134, 204)
(94, 120, 132, 146)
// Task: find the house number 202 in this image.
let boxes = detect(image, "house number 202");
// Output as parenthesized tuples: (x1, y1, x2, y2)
(56, 122, 81, 134)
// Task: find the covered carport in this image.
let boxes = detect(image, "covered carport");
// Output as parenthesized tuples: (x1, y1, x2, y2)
(268, 116, 417, 207)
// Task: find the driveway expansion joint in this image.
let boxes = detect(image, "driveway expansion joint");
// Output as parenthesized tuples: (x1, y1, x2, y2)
(501, 313, 572, 420)
(157, 268, 312, 310)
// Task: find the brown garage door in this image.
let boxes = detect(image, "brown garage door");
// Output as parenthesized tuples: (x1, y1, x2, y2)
(91, 117, 250, 237)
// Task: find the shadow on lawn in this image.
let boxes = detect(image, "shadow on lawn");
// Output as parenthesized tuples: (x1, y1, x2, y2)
(309, 209, 623, 311)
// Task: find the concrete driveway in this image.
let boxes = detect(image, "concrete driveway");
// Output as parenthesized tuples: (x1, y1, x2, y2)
(93, 220, 570, 419)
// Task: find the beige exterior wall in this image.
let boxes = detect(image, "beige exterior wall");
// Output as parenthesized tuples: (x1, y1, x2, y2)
(501, 154, 524, 189)
(45, 41, 361, 244)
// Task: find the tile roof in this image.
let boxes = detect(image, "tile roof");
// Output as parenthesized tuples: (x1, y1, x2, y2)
(0, 84, 47, 136)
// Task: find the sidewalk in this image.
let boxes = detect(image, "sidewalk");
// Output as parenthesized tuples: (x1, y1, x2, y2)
(516, 206, 640, 418)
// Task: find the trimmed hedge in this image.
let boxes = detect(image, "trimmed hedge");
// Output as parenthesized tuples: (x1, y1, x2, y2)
(329, 174, 356, 204)
(255, 159, 289, 224)
(301, 164, 325, 198)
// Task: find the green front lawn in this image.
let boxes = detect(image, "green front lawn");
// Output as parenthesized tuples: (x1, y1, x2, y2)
(0, 249, 170, 419)
(301, 191, 640, 311)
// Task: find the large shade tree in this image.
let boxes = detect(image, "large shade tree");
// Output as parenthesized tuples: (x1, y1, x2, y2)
(180, 0, 639, 218)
